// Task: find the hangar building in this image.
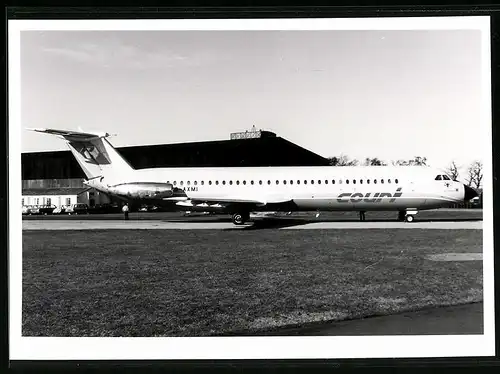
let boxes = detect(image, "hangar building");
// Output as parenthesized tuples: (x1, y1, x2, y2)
(22, 129, 330, 210)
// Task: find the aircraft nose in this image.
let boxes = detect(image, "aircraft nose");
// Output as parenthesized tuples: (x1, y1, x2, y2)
(463, 184, 478, 201)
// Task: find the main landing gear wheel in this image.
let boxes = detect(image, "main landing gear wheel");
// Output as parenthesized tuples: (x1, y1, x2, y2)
(232, 212, 250, 225)
(405, 214, 415, 223)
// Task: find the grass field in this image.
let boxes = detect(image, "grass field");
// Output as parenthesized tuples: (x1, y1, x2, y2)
(22, 229, 483, 337)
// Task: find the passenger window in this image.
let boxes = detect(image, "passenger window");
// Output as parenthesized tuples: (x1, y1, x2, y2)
(236, 181, 239, 185)
(194, 181, 197, 186)
(346, 180, 349, 184)
(332, 180, 335, 184)
(311, 180, 315, 184)
(435, 175, 442, 181)
(201, 181, 204, 185)
(297, 180, 300, 184)
(353, 180, 356, 184)
(360, 179, 363, 184)
(215, 181, 219, 185)
(229, 181, 233, 185)
(222, 181, 226, 185)
(180, 181, 184, 186)
(304, 180, 308, 185)
(243, 181, 246, 185)
(325, 180, 328, 184)
(187, 181, 190, 186)
(367, 179, 370, 184)
(381, 179, 384, 184)
(374, 179, 377, 184)
(276, 180, 279, 185)
(290, 180, 294, 185)
(173, 181, 177, 186)
(318, 180, 321, 184)
(267, 180, 271, 185)
(395, 179, 399, 184)
(388, 179, 391, 184)
(339, 180, 342, 184)
(208, 181, 212, 185)
(259, 180, 262, 185)
(283, 180, 287, 185)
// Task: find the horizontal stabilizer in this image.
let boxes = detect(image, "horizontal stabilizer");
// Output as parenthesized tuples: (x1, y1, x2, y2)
(27, 128, 112, 142)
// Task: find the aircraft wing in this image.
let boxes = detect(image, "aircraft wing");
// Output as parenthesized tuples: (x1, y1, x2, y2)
(174, 195, 293, 208)
(192, 195, 291, 205)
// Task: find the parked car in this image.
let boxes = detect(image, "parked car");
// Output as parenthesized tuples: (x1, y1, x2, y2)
(68, 203, 89, 215)
(27, 206, 40, 215)
(470, 196, 481, 206)
(52, 206, 65, 214)
(39, 205, 56, 215)
(88, 203, 121, 214)
(139, 205, 159, 212)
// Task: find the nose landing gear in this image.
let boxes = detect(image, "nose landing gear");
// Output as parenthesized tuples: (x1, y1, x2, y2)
(398, 210, 417, 222)
(405, 214, 415, 223)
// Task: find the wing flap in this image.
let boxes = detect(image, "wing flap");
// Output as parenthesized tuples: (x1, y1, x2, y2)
(190, 196, 292, 206)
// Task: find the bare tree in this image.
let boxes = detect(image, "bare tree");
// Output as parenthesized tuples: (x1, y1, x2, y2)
(392, 156, 427, 166)
(466, 161, 483, 189)
(328, 155, 359, 166)
(412, 156, 427, 166)
(445, 161, 460, 181)
(363, 157, 386, 166)
(338, 155, 359, 166)
(327, 156, 339, 166)
(392, 159, 408, 166)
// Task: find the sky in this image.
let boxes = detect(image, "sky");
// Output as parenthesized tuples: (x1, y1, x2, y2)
(20, 29, 485, 173)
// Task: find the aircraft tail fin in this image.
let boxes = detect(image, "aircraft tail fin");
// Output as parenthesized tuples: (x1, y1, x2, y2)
(27, 128, 135, 182)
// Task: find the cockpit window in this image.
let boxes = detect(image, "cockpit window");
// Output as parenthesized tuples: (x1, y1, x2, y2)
(442, 175, 451, 180)
(435, 175, 442, 181)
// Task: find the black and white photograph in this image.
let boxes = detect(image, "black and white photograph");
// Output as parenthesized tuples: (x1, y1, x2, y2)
(8, 16, 494, 360)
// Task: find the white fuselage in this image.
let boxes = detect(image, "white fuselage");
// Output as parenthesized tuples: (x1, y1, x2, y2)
(88, 165, 465, 212)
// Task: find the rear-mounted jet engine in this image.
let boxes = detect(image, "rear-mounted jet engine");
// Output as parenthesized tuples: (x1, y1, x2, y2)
(108, 182, 174, 199)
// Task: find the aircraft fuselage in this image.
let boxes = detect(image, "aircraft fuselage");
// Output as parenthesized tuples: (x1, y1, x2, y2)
(86, 165, 466, 213)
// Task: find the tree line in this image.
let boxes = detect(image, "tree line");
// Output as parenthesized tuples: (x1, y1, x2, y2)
(327, 155, 483, 189)
(326, 155, 428, 167)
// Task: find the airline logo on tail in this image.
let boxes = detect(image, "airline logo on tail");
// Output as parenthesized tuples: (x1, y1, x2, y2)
(337, 188, 403, 203)
(71, 141, 112, 165)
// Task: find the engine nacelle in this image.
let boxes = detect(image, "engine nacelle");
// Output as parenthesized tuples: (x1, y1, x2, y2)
(108, 182, 174, 199)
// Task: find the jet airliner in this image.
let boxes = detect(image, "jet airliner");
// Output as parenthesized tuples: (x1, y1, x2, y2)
(28, 128, 478, 225)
